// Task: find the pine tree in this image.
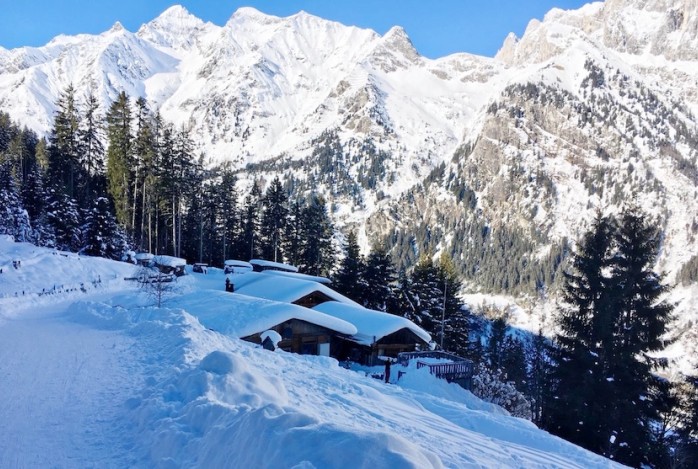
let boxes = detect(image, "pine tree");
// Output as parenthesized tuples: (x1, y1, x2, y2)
(79, 87, 106, 204)
(46, 187, 82, 251)
(332, 230, 365, 302)
(217, 164, 238, 263)
(298, 194, 335, 276)
(526, 330, 553, 426)
(486, 316, 508, 371)
(362, 244, 397, 311)
(283, 200, 304, 266)
(604, 206, 674, 465)
(547, 208, 675, 467)
(438, 252, 469, 355)
(260, 176, 289, 262)
(0, 161, 32, 242)
(408, 255, 443, 333)
(238, 181, 262, 260)
(48, 84, 82, 199)
(106, 91, 134, 232)
(547, 214, 616, 450)
(82, 197, 126, 259)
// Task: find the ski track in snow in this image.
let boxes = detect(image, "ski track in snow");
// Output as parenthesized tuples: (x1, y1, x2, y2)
(0, 305, 143, 468)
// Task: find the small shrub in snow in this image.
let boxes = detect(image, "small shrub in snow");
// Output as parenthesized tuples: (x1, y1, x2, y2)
(471, 364, 533, 420)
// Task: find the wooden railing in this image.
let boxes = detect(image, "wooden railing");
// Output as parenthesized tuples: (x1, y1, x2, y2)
(415, 360, 473, 379)
(398, 351, 474, 382)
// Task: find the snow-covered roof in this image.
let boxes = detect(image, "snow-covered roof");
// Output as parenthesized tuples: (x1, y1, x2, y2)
(261, 270, 332, 285)
(174, 291, 357, 338)
(153, 255, 186, 267)
(135, 252, 154, 260)
(224, 260, 252, 268)
(233, 272, 360, 306)
(312, 302, 432, 346)
(249, 259, 298, 273)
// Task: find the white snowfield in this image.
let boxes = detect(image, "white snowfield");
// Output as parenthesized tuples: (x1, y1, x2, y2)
(0, 238, 623, 468)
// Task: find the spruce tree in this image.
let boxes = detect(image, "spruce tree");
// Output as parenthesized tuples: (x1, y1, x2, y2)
(605, 206, 674, 465)
(283, 200, 303, 266)
(408, 255, 443, 334)
(82, 197, 126, 259)
(260, 176, 288, 262)
(79, 88, 106, 204)
(547, 214, 616, 451)
(46, 187, 82, 251)
(0, 161, 32, 242)
(486, 316, 508, 371)
(238, 182, 262, 260)
(332, 230, 365, 302)
(298, 194, 335, 276)
(106, 91, 133, 232)
(217, 164, 238, 263)
(548, 208, 675, 467)
(526, 330, 553, 426)
(438, 252, 469, 355)
(48, 84, 82, 199)
(362, 244, 397, 311)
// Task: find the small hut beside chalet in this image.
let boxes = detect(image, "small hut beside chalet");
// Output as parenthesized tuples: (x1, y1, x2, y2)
(152, 255, 186, 277)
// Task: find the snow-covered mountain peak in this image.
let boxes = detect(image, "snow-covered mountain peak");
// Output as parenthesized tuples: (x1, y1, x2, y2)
(228, 6, 283, 27)
(601, 0, 698, 59)
(137, 4, 213, 51)
(381, 25, 419, 58)
(107, 21, 126, 35)
(498, 0, 698, 65)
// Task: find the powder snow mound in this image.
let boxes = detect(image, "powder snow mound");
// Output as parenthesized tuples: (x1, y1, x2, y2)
(199, 350, 237, 375)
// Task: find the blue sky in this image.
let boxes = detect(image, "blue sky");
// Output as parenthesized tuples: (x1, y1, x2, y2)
(0, 1, 589, 58)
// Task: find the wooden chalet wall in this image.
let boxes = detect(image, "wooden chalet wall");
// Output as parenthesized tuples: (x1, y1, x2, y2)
(331, 328, 428, 366)
(243, 319, 338, 355)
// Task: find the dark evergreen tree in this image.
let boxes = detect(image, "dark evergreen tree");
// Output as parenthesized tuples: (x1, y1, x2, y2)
(438, 253, 469, 355)
(260, 176, 288, 262)
(21, 163, 46, 222)
(407, 255, 443, 334)
(82, 197, 126, 259)
(547, 208, 674, 467)
(362, 244, 397, 311)
(106, 91, 133, 232)
(238, 181, 262, 260)
(217, 164, 238, 264)
(48, 85, 82, 198)
(526, 330, 553, 426)
(604, 206, 674, 466)
(0, 161, 32, 242)
(283, 200, 303, 266)
(546, 214, 616, 451)
(79, 88, 106, 204)
(332, 230, 365, 302)
(46, 188, 82, 251)
(486, 316, 508, 371)
(298, 194, 335, 276)
(501, 336, 527, 387)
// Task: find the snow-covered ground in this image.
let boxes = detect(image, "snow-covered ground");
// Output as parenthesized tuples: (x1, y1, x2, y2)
(0, 236, 622, 468)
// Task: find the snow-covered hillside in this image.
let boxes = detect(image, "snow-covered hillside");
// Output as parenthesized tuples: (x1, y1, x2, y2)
(0, 236, 622, 467)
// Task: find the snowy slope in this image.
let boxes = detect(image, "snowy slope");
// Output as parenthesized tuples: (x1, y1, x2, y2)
(0, 238, 623, 468)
